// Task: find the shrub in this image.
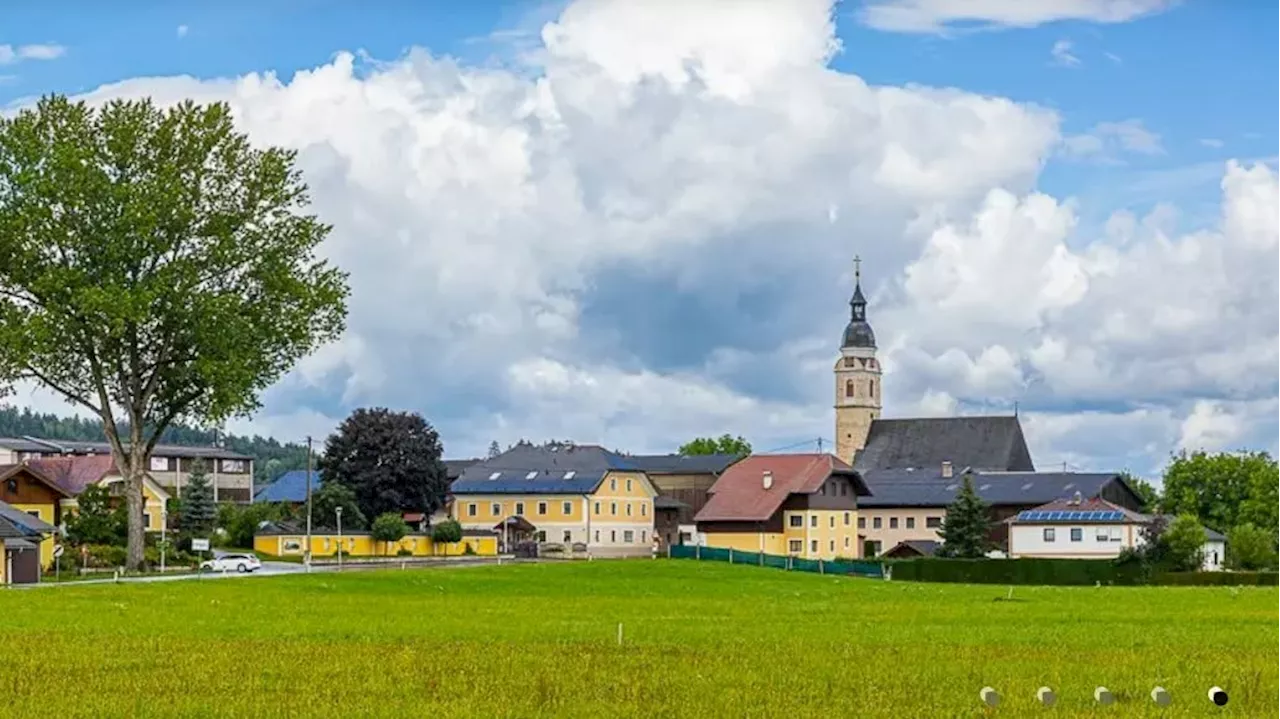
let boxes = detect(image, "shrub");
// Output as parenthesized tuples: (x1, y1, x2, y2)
(1163, 514, 1207, 571)
(889, 557, 1147, 586)
(1226, 524, 1278, 570)
(84, 544, 128, 569)
(396, 548, 412, 557)
(463, 542, 476, 556)
(1151, 571, 1279, 587)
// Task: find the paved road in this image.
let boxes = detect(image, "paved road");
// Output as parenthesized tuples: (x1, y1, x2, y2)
(10, 557, 506, 589)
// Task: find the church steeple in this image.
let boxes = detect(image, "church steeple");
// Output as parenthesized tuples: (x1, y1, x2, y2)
(841, 255, 876, 349)
(834, 255, 881, 464)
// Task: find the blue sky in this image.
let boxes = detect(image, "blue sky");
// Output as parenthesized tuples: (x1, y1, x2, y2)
(2, 0, 1277, 475)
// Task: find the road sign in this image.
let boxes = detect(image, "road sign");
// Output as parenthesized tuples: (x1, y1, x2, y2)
(52, 543, 64, 558)
(191, 538, 210, 552)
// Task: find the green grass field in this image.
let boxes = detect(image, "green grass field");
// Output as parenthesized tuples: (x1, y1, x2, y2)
(1, 560, 1275, 717)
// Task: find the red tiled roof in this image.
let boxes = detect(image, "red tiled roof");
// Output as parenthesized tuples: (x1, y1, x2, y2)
(27, 455, 119, 496)
(695, 453, 861, 522)
(0, 463, 74, 498)
(1009, 496, 1147, 523)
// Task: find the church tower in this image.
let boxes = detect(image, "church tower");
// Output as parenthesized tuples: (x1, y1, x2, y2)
(834, 256, 881, 464)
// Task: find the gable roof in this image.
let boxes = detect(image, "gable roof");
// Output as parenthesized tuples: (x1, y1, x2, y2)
(883, 539, 940, 557)
(695, 454, 868, 523)
(451, 443, 642, 495)
(443, 459, 479, 480)
(1009, 496, 1147, 524)
(1156, 515, 1227, 542)
(0, 498, 55, 536)
(254, 470, 322, 503)
(854, 416, 1035, 472)
(27, 455, 119, 495)
(859, 469, 1126, 509)
(0, 463, 73, 498)
(626, 453, 743, 474)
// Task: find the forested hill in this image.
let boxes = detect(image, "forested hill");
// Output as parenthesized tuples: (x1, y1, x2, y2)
(0, 405, 310, 487)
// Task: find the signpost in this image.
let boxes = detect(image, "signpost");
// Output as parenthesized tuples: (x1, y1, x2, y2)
(53, 543, 64, 582)
(192, 538, 210, 579)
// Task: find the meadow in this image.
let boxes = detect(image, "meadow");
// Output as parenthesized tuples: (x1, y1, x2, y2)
(0, 560, 1275, 718)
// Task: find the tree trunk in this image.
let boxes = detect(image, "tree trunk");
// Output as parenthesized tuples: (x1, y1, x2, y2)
(124, 466, 146, 570)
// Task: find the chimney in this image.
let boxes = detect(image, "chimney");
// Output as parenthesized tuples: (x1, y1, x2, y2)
(941, 461, 953, 478)
(762, 471, 773, 490)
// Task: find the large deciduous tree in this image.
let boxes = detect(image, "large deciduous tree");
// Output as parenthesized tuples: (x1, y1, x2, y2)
(678, 434, 752, 456)
(317, 408, 450, 521)
(0, 96, 349, 569)
(1161, 450, 1278, 537)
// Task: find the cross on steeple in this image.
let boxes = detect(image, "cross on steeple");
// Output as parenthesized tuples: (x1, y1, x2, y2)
(854, 255, 861, 284)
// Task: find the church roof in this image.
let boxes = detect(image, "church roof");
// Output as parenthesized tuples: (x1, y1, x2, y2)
(853, 416, 1035, 472)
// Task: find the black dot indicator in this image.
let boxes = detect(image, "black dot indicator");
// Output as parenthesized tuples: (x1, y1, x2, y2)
(1209, 687, 1228, 706)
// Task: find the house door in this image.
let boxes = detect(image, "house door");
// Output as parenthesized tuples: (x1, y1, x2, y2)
(7, 547, 39, 584)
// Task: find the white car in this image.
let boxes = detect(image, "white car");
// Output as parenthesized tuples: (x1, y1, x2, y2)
(201, 553, 262, 573)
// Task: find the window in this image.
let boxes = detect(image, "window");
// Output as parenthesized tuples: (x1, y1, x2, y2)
(845, 379, 854, 397)
(789, 515, 803, 528)
(829, 516, 835, 528)
(626, 504, 632, 516)
(594, 502, 601, 514)
(844, 536, 850, 548)
(1109, 527, 1123, 542)
(562, 530, 572, 542)
(810, 540, 818, 553)
(625, 478, 632, 492)
(809, 515, 818, 528)
(906, 517, 915, 529)
(142, 512, 151, 528)
(491, 503, 501, 516)
(283, 540, 302, 552)
(610, 478, 617, 491)
(535, 530, 546, 542)
(515, 502, 525, 516)
(562, 501, 572, 515)
(789, 540, 803, 554)
(889, 517, 898, 529)
(641, 504, 647, 516)
(537, 502, 547, 516)
(1070, 528, 1082, 542)
(843, 512, 851, 526)
(872, 517, 882, 529)
(610, 502, 617, 516)
(220, 459, 246, 473)
(926, 517, 942, 529)
(149, 456, 169, 471)
(840, 483, 847, 496)
(1043, 528, 1056, 542)
(467, 503, 477, 517)
(610, 530, 617, 543)
(594, 530, 600, 542)
(4, 478, 15, 493)
(1096, 528, 1109, 542)
(829, 540, 835, 552)
(641, 531, 646, 543)
(869, 379, 875, 396)
(858, 517, 866, 529)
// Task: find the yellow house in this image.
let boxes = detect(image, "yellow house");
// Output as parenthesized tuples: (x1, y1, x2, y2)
(0, 463, 72, 569)
(450, 443, 658, 557)
(253, 522, 498, 558)
(695, 453, 869, 560)
(31, 455, 169, 535)
(1, 497, 58, 583)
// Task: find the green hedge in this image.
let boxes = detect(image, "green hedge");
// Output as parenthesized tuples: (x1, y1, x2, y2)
(1151, 571, 1279, 586)
(886, 557, 1148, 586)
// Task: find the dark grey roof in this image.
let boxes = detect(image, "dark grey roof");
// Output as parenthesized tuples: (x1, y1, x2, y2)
(859, 470, 1123, 508)
(0, 516, 27, 539)
(0, 499, 53, 536)
(885, 540, 939, 557)
(0, 436, 252, 460)
(1156, 515, 1227, 542)
(443, 459, 480, 480)
(853, 416, 1035, 472)
(627, 453, 742, 474)
(654, 496, 690, 511)
(452, 469, 607, 495)
(452, 444, 649, 495)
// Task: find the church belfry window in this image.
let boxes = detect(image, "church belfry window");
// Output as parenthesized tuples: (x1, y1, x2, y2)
(845, 379, 855, 398)
(869, 379, 875, 397)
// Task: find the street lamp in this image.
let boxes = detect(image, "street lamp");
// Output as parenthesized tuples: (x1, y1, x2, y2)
(336, 506, 343, 570)
(160, 507, 168, 573)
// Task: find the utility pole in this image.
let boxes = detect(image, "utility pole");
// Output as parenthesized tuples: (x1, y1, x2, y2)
(305, 435, 314, 572)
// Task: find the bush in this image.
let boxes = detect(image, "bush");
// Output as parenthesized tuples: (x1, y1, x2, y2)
(396, 548, 412, 557)
(83, 544, 128, 569)
(1226, 524, 1278, 570)
(463, 542, 476, 556)
(1151, 571, 1279, 586)
(889, 557, 1147, 586)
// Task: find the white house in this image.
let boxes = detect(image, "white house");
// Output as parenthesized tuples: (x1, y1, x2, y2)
(1007, 495, 1227, 570)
